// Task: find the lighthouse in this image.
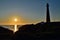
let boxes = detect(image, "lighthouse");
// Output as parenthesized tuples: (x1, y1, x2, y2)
(46, 3, 50, 22)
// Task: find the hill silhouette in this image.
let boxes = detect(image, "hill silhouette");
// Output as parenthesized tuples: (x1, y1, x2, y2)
(0, 26, 13, 40)
(14, 22, 60, 40)
(0, 22, 60, 40)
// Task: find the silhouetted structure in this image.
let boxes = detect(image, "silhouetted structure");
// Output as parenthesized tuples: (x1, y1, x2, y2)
(46, 3, 50, 22)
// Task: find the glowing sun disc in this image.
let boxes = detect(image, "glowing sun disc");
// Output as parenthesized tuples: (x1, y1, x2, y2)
(14, 18, 18, 22)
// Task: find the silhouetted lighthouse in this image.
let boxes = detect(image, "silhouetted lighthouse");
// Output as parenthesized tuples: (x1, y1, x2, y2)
(46, 3, 50, 22)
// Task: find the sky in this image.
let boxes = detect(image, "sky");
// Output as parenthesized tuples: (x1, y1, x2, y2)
(0, 0, 60, 25)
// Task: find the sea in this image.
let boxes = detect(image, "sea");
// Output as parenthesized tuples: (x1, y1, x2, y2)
(0, 25, 22, 31)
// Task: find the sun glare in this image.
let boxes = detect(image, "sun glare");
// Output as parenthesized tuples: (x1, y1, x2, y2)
(14, 18, 18, 22)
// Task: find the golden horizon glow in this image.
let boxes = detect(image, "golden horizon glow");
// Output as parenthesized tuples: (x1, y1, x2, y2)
(0, 16, 42, 25)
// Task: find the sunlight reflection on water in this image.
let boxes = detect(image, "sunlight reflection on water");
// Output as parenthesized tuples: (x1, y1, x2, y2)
(14, 25, 18, 32)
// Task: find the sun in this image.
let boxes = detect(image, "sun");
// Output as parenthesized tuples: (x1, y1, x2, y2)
(14, 18, 18, 22)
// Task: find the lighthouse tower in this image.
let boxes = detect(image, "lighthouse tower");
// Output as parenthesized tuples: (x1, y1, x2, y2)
(46, 3, 50, 22)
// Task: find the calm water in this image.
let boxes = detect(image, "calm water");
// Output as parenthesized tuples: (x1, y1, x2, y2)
(0, 25, 22, 31)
